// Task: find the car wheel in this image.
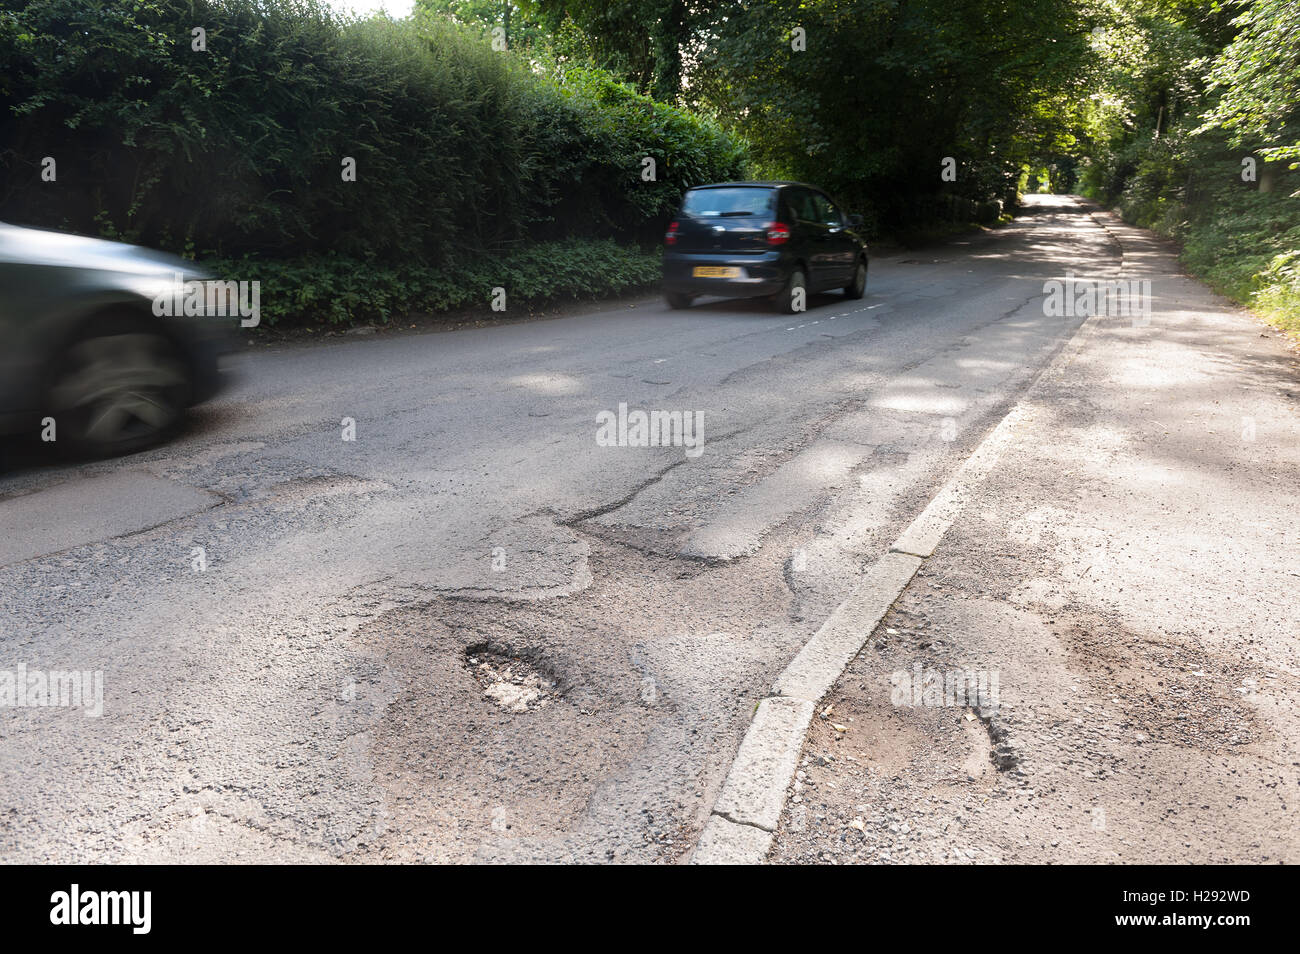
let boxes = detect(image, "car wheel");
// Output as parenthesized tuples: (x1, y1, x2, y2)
(665, 292, 694, 310)
(45, 315, 192, 458)
(776, 267, 807, 314)
(844, 259, 867, 299)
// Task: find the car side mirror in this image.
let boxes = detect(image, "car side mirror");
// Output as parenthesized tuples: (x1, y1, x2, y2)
(847, 213, 864, 228)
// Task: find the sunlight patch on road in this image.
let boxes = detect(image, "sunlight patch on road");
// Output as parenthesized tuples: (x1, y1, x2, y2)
(507, 372, 584, 395)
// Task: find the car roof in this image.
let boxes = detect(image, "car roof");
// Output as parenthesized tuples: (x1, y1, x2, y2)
(686, 181, 821, 191)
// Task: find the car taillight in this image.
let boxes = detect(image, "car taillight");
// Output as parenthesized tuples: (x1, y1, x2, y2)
(765, 221, 791, 245)
(665, 220, 680, 245)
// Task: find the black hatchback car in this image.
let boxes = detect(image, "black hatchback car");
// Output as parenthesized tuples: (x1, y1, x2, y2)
(662, 181, 868, 313)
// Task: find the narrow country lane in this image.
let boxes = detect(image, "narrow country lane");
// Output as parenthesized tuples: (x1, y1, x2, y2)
(3, 195, 1292, 864)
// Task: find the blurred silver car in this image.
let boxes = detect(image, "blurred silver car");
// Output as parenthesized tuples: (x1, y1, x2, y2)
(0, 223, 235, 458)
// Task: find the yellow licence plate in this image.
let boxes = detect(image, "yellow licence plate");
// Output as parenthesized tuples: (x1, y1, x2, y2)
(693, 266, 741, 278)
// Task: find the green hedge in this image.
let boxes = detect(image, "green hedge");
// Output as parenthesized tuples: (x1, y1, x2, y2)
(212, 238, 662, 326)
(0, 1, 745, 272)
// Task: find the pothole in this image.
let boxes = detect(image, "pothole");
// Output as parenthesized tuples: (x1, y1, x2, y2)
(978, 709, 1019, 772)
(464, 644, 559, 712)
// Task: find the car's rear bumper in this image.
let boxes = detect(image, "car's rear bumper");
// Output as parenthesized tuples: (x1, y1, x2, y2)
(663, 250, 787, 297)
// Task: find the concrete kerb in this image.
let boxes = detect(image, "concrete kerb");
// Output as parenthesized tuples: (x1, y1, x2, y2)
(690, 198, 1122, 864)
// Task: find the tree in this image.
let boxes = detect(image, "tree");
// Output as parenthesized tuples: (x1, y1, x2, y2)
(687, 0, 1094, 228)
(1199, 0, 1300, 164)
(415, 1, 548, 50)
(518, 0, 694, 100)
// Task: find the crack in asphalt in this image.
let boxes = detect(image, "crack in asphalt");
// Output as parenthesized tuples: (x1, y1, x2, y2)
(711, 810, 774, 833)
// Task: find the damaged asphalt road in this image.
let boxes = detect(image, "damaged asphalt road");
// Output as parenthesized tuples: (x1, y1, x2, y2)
(770, 206, 1300, 865)
(3, 195, 1288, 863)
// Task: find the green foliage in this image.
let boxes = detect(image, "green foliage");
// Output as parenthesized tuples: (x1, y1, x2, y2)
(1074, 0, 1300, 337)
(6, 0, 1296, 331)
(1082, 119, 1300, 336)
(1199, 0, 1300, 164)
(1252, 250, 1300, 335)
(211, 237, 662, 326)
(686, 0, 1094, 233)
(0, 1, 742, 261)
(519, 1, 693, 101)
(415, 1, 550, 52)
(1178, 169, 1300, 335)
(547, 66, 746, 230)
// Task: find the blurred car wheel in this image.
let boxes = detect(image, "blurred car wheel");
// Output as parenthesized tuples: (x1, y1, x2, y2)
(45, 313, 192, 458)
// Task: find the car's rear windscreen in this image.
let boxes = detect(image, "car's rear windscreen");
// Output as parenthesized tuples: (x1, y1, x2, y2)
(681, 187, 776, 217)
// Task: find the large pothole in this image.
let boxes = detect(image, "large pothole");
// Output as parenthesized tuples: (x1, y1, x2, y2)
(348, 529, 802, 862)
(465, 644, 560, 713)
